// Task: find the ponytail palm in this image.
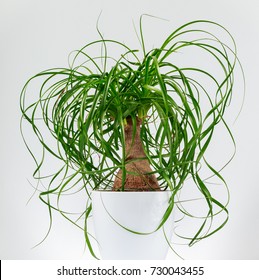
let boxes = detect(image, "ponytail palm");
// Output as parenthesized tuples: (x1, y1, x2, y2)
(20, 18, 241, 256)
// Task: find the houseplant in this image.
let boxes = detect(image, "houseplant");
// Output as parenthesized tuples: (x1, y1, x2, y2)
(20, 17, 242, 259)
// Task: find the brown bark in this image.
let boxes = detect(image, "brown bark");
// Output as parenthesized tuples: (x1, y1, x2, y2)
(113, 117, 160, 191)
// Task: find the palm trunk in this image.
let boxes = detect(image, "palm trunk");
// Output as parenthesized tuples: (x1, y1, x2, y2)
(113, 117, 160, 191)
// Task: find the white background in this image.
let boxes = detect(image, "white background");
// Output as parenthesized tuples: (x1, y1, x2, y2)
(0, 0, 259, 260)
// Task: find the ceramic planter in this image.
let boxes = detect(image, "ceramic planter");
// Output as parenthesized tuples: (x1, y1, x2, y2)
(92, 190, 174, 260)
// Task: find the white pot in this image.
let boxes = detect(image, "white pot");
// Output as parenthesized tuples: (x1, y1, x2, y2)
(92, 190, 174, 260)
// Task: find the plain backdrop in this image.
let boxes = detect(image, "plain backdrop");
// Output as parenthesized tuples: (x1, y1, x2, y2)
(0, 0, 259, 260)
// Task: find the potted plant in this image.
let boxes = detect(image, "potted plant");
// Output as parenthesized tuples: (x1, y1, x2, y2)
(20, 17, 242, 259)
